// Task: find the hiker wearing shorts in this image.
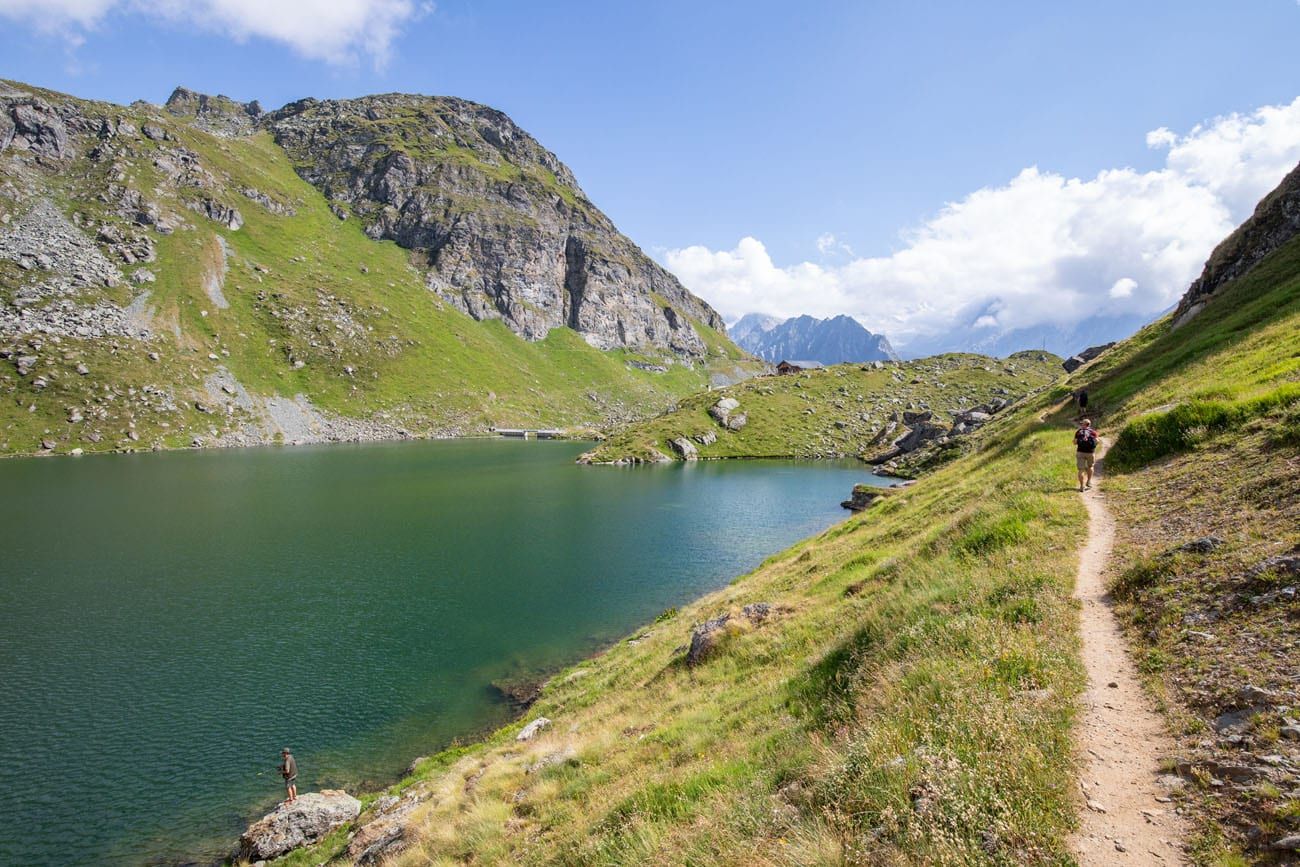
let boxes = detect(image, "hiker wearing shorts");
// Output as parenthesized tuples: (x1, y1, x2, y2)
(279, 748, 298, 804)
(1074, 418, 1098, 492)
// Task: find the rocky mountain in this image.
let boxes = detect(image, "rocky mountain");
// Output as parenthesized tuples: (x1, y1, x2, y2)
(729, 313, 898, 364)
(727, 312, 781, 349)
(262, 92, 723, 355)
(903, 312, 1155, 362)
(1173, 160, 1300, 326)
(0, 80, 750, 457)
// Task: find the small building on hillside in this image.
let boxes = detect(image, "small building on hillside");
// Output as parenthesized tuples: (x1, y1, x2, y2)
(776, 360, 826, 375)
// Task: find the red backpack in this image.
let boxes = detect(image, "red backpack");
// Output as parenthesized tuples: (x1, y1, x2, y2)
(1075, 427, 1097, 453)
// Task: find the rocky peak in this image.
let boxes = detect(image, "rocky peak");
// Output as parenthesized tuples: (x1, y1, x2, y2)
(730, 313, 897, 364)
(165, 86, 262, 137)
(264, 93, 724, 355)
(1174, 160, 1300, 326)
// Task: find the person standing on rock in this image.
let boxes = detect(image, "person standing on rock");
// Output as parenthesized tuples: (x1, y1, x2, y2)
(278, 748, 298, 804)
(1074, 418, 1098, 492)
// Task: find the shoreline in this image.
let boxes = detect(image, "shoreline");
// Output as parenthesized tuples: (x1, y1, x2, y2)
(214, 481, 877, 863)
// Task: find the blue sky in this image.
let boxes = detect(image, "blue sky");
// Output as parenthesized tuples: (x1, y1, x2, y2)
(3, 0, 1300, 345)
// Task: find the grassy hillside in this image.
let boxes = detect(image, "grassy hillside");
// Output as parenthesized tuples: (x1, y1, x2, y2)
(0, 82, 755, 457)
(274, 397, 1090, 867)
(1068, 233, 1300, 863)
(581, 351, 1061, 465)
(256, 228, 1300, 867)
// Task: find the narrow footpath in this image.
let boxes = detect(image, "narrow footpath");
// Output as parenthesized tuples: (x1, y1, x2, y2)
(1071, 446, 1188, 863)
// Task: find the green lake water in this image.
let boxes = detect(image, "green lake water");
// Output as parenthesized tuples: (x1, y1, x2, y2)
(0, 438, 886, 865)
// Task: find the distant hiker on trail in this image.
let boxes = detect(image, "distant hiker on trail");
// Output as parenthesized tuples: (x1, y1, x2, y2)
(1076, 388, 1089, 413)
(1075, 418, 1098, 492)
(279, 748, 298, 804)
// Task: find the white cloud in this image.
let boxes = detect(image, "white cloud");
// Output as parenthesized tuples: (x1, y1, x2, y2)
(815, 232, 854, 257)
(1145, 127, 1178, 149)
(0, 0, 423, 66)
(1108, 277, 1137, 299)
(665, 96, 1300, 349)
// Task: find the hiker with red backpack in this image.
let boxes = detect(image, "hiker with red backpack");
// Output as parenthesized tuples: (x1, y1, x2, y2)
(1074, 418, 1098, 492)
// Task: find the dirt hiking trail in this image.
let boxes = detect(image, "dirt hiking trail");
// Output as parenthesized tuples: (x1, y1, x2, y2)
(1071, 444, 1188, 863)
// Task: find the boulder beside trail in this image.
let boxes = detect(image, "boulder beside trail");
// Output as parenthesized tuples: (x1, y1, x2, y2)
(237, 790, 361, 861)
(1062, 342, 1115, 373)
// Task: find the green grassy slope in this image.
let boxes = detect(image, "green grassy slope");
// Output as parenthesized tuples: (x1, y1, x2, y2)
(581, 351, 1061, 464)
(1066, 234, 1300, 863)
(275, 401, 1090, 867)
(0, 82, 755, 456)
(263, 228, 1300, 867)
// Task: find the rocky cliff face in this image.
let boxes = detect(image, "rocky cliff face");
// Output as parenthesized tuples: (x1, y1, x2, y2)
(1174, 160, 1300, 325)
(264, 94, 723, 355)
(730, 313, 897, 364)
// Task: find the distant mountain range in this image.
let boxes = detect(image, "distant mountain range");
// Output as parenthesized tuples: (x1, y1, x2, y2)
(729, 314, 899, 364)
(900, 312, 1159, 361)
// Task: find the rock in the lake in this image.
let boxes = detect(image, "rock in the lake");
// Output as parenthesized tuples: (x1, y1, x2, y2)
(841, 483, 886, 512)
(491, 676, 542, 709)
(237, 789, 361, 862)
(516, 716, 552, 741)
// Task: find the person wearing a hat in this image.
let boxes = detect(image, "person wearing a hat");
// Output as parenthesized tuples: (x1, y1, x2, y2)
(278, 748, 298, 804)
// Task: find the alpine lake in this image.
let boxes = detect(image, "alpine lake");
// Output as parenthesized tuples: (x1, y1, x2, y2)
(0, 438, 888, 865)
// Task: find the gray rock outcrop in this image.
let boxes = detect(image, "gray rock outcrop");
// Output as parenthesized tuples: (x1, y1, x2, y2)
(686, 614, 731, 666)
(1062, 342, 1114, 373)
(164, 86, 262, 137)
(2, 98, 70, 159)
(841, 483, 886, 512)
(668, 436, 698, 460)
(264, 94, 724, 355)
(237, 789, 361, 861)
(516, 716, 552, 741)
(1174, 160, 1300, 326)
(708, 396, 747, 430)
(346, 793, 423, 865)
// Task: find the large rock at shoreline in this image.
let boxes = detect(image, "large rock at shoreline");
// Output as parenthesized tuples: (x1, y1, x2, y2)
(237, 789, 361, 861)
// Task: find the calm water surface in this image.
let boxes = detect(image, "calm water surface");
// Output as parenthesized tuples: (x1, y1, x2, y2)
(0, 439, 884, 865)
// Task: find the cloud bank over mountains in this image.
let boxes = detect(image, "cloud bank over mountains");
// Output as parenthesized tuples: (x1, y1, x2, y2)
(665, 97, 1300, 352)
(0, 0, 423, 66)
